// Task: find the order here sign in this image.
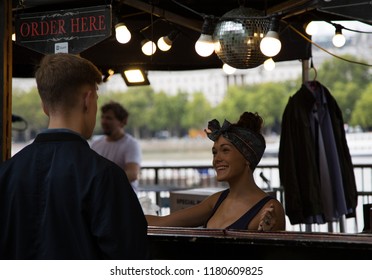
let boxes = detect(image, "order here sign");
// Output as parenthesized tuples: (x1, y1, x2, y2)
(15, 5, 112, 54)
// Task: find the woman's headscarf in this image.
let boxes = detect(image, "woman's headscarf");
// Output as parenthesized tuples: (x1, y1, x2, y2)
(205, 119, 266, 169)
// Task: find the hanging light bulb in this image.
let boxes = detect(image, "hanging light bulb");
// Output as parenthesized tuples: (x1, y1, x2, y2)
(332, 25, 346, 47)
(260, 17, 282, 57)
(222, 63, 236, 75)
(195, 16, 215, 57)
(157, 37, 172, 51)
(141, 39, 157, 56)
(263, 58, 275, 71)
(305, 21, 318, 36)
(103, 69, 115, 83)
(157, 30, 179, 52)
(115, 22, 131, 44)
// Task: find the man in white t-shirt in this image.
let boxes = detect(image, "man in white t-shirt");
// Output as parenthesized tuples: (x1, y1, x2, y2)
(91, 101, 141, 193)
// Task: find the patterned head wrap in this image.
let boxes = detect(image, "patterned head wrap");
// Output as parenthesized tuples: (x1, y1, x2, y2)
(205, 119, 266, 169)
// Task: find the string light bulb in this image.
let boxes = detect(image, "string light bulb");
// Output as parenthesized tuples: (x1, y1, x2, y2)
(305, 21, 318, 36)
(141, 39, 157, 56)
(332, 24, 346, 47)
(195, 16, 215, 57)
(222, 63, 236, 75)
(157, 36, 172, 51)
(115, 22, 131, 44)
(263, 58, 275, 71)
(157, 30, 179, 52)
(260, 17, 281, 57)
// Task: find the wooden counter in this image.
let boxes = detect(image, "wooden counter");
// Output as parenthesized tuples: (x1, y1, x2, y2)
(147, 226, 372, 259)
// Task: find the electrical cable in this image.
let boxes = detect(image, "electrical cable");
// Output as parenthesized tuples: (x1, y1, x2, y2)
(171, 0, 205, 18)
(286, 23, 372, 67)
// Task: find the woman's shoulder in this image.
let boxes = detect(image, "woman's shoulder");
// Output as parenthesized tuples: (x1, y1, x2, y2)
(264, 195, 284, 209)
(201, 188, 228, 208)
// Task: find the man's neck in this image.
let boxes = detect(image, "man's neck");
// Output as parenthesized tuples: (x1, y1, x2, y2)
(106, 131, 125, 141)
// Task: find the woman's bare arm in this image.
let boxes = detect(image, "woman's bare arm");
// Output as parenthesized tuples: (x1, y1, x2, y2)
(146, 192, 220, 227)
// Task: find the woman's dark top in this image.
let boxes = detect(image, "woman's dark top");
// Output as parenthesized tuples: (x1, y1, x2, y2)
(204, 189, 273, 230)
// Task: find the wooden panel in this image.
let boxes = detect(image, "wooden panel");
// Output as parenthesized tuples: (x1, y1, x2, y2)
(0, 0, 12, 162)
(148, 226, 372, 259)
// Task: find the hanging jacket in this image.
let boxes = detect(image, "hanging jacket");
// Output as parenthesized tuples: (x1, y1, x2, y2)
(278, 82, 357, 224)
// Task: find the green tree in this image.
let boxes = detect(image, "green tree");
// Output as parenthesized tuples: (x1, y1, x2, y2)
(350, 83, 372, 130)
(244, 82, 292, 133)
(12, 87, 48, 132)
(317, 55, 371, 91)
(147, 91, 171, 133)
(146, 91, 188, 137)
(330, 81, 361, 124)
(214, 82, 294, 134)
(214, 85, 251, 123)
(167, 92, 189, 137)
(182, 91, 212, 130)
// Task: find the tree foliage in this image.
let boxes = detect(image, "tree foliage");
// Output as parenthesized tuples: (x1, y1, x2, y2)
(350, 83, 372, 129)
(317, 55, 371, 90)
(182, 91, 212, 130)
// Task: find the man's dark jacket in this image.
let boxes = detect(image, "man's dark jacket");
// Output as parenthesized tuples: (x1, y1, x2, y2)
(0, 131, 148, 259)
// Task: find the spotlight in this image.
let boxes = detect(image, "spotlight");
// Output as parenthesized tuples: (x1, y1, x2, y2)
(115, 22, 131, 44)
(260, 17, 282, 57)
(332, 24, 346, 47)
(195, 16, 215, 57)
(157, 30, 179, 52)
(122, 69, 150, 86)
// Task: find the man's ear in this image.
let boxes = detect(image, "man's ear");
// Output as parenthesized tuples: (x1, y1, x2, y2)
(41, 101, 49, 116)
(83, 90, 92, 112)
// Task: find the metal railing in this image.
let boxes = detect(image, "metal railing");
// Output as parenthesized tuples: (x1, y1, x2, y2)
(138, 163, 372, 234)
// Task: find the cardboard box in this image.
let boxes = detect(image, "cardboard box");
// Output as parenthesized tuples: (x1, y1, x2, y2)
(170, 187, 226, 212)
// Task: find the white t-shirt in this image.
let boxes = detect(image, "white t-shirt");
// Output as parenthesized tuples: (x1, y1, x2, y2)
(91, 134, 141, 192)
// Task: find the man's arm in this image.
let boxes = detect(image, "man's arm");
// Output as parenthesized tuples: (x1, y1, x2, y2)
(91, 164, 148, 259)
(124, 162, 140, 183)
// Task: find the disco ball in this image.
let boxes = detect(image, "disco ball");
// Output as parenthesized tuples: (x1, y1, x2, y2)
(214, 6, 270, 69)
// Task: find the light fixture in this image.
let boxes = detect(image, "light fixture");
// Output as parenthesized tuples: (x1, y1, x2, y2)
(122, 69, 150, 86)
(305, 21, 318, 36)
(12, 33, 16, 41)
(260, 17, 282, 57)
(195, 16, 215, 57)
(141, 39, 157, 56)
(115, 22, 131, 44)
(222, 63, 236, 75)
(263, 58, 275, 71)
(332, 24, 346, 47)
(103, 69, 115, 83)
(157, 30, 179, 52)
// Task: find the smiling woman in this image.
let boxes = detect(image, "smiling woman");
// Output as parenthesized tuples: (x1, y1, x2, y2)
(146, 111, 286, 232)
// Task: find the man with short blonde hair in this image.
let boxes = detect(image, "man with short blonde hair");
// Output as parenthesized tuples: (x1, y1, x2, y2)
(0, 53, 148, 260)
